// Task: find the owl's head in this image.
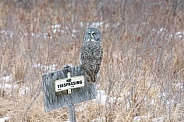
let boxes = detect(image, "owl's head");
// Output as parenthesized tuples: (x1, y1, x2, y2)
(84, 28, 102, 42)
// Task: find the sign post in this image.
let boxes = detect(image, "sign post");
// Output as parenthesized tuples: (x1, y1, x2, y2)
(64, 65, 76, 122)
(42, 65, 97, 121)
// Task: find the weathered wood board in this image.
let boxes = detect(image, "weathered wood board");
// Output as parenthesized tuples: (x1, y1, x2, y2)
(42, 65, 96, 112)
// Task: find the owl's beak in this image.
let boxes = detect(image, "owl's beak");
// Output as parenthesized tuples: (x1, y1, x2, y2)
(90, 33, 94, 39)
(89, 35, 92, 40)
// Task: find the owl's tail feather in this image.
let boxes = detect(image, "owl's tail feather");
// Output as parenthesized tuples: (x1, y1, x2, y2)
(91, 75, 97, 82)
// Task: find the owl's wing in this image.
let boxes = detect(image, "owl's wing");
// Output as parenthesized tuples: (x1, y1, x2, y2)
(92, 44, 103, 62)
(80, 43, 92, 65)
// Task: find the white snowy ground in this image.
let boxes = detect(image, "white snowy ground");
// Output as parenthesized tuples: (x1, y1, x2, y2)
(0, 117, 9, 122)
(0, 75, 30, 96)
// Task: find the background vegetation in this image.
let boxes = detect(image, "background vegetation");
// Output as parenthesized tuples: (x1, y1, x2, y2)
(0, 0, 183, 121)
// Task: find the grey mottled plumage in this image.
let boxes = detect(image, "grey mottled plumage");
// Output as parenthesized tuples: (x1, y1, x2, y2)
(80, 28, 103, 82)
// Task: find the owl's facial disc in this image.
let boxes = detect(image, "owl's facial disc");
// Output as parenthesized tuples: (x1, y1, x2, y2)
(86, 31, 96, 42)
(85, 28, 101, 42)
(88, 32, 95, 38)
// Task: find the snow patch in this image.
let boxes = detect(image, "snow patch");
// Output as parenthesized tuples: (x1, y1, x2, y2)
(173, 83, 184, 89)
(0, 75, 12, 82)
(0, 84, 18, 89)
(0, 117, 10, 122)
(158, 92, 169, 98)
(75, 103, 88, 111)
(33, 63, 57, 71)
(89, 22, 104, 28)
(134, 116, 148, 122)
(96, 90, 123, 105)
(174, 31, 184, 38)
(152, 27, 167, 34)
(51, 24, 61, 33)
(134, 116, 164, 122)
(19, 87, 30, 95)
(152, 117, 164, 122)
(0, 30, 14, 38)
(51, 24, 61, 29)
(97, 90, 107, 104)
(91, 117, 105, 122)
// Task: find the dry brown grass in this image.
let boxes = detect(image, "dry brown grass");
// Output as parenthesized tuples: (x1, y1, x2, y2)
(0, 0, 183, 122)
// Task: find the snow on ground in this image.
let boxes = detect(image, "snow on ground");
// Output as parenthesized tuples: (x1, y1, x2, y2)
(0, 83, 17, 89)
(0, 75, 14, 89)
(75, 89, 124, 112)
(91, 117, 105, 122)
(96, 90, 107, 104)
(75, 90, 108, 112)
(152, 27, 168, 34)
(96, 90, 124, 105)
(152, 27, 184, 39)
(51, 24, 61, 33)
(91, 115, 165, 122)
(0, 75, 30, 95)
(152, 117, 164, 122)
(169, 31, 184, 39)
(0, 21, 122, 39)
(173, 83, 184, 89)
(0, 75, 12, 82)
(0, 30, 14, 38)
(33, 63, 57, 71)
(133, 116, 164, 122)
(0, 83, 30, 95)
(19, 87, 30, 95)
(0, 69, 183, 121)
(174, 31, 184, 38)
(95, 83, 183, 121)
(0, 117, 10, 122)
(0, 22, 183, 121)
(88, 22, 104, 28)
(77, 81, 183, 109)
(1, 23, 183, 41)
(133, 115, 149, 122)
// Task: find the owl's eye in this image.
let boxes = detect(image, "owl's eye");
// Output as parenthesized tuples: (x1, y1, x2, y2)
(88, 32, 91, 35)
(92, 32, 96, 36)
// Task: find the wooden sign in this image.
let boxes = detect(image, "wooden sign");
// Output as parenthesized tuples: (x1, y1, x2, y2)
(55, 75, 85, 92)
(42, 65, 96, 112)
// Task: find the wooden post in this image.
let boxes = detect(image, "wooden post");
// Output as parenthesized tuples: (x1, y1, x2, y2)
(68, 100, 76, 122)
(64, 66, 76, 122)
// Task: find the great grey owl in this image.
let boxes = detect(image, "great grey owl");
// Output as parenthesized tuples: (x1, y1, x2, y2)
(80, 28, 103, 83)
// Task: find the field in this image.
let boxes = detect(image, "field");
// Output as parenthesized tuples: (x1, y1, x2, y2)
(0, 0, 184, 121)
